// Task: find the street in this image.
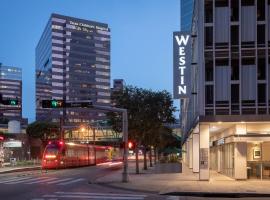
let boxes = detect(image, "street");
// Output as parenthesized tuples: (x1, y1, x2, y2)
(0, 163, 165, 200)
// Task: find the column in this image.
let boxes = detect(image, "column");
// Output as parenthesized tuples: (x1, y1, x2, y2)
(234, 142, 247, 180)
(199, 124, 210, 180)
(193, 133, 199, 173)
(217, 146, 221, 172)
(188, 137, 193, 169)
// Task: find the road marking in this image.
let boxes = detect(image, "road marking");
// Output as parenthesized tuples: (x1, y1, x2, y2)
(31, 198, 45, 200)
(43, 194, 144, 199)
(0, 176, 33, 184)
(46, 177, 73, 184)
(55, 191, 147, 197)
(57, 178, 85, 185)
(41, 191, 147, 199)
(166, 196, 179, 200)
(6, 176, 49, 184)
(26, 177, 58, 184)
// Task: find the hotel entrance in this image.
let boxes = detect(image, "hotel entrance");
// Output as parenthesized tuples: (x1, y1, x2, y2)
(208, 121, 270, 180)
(183, 121, 270, 180)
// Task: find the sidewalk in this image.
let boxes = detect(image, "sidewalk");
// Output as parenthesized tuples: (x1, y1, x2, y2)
(95, 161, 270, 196)
(0, 162, 41, 174)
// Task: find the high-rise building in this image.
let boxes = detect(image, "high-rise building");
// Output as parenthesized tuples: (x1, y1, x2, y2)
(180, 0, 194, 32)
(179, 0, 270, 181)
(36, 13, 111, 124)
(112, 79, 125, 92)
(0, 63, 22, 122)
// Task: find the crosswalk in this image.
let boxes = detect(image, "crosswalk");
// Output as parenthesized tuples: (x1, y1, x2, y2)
(32, 191, 148, 200)
(0, 176, 85, 186)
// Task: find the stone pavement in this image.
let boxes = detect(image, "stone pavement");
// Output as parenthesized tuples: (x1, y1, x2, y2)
(95, 161, 270, 196)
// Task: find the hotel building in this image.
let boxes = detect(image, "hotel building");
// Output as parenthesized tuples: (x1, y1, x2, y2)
(179, 0, 270, 180)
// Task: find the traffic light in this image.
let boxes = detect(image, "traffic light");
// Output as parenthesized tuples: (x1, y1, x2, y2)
(0, 99, 19, 106)
(42, 100, 64, 108)
(128, 141, 133, 149)
(128, 141, 136, 150)
(9, 99, 18, 106)
(0, 135, 4, 141)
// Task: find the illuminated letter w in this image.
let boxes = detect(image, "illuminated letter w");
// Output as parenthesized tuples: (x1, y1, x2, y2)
(175, 35, 190, 46)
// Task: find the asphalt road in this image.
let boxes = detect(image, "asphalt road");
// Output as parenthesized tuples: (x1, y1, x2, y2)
(0, 163, 269, 200)
(0, 163, 169, 200)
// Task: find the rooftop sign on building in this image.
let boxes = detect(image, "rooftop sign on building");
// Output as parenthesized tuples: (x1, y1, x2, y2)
(173, 32, 191, 99)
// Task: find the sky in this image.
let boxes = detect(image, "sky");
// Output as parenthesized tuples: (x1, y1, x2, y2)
(0, 0, 180, 122)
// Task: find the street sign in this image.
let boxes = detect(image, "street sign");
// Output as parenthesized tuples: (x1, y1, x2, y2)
(65, 101, 93, 108)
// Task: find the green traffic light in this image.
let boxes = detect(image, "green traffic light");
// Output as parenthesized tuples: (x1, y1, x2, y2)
(51, 100, 58, 108)
(51, 100, 63, 108)
(9, 100, 18, 105)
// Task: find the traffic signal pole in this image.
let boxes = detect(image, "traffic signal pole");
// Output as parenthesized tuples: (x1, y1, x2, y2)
(92, 105, 129, 183)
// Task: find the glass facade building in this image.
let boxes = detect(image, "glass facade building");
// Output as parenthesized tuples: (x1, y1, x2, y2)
(0, 64, 22, 121)
(181, 0, 194, 32)
(36, 13, 111, 124)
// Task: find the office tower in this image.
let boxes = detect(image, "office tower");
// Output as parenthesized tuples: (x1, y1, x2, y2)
(0, 63, 22, 122)
(36, 13, 111, 124)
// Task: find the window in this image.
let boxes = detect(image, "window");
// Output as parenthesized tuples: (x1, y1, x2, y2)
(205, 59, 213, 81)
(231, 84, 239, 103)
(215, 0, 228, 7)
(231, 26, 239, 45)
(242, 58, 255, 65)
(216, 58, 229, 66)
(230, 0, 239, 21)
(241, 0, 254, 6)
(205, 0, 213, 23)
(258, 84, 266, 103)
(257, 25, 265, 46)
(205, 85, 214, 106)
(231, 59, 239, 80)
(257, 0, 265, 21)
(205, 27, 213, 47)
(258, 58, 266, 80)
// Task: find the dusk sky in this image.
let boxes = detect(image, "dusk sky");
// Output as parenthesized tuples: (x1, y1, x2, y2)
(0, 0, 180, 122)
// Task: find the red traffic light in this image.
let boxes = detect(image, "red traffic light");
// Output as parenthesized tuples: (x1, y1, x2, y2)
(128, 141, 133, 149)
(0, 136, 4, 141)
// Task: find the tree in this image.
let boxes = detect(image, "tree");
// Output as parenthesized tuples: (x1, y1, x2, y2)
(109, 86, 176, 173)
(26, 121, 59, 159)
(26, 121, 59, 141)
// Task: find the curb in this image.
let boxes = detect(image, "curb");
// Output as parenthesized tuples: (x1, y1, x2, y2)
(0, 166, 41, 174)
(162, 192, 270, 198)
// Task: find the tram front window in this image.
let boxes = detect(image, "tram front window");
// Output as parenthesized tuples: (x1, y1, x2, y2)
(44, 147, 59, 159)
